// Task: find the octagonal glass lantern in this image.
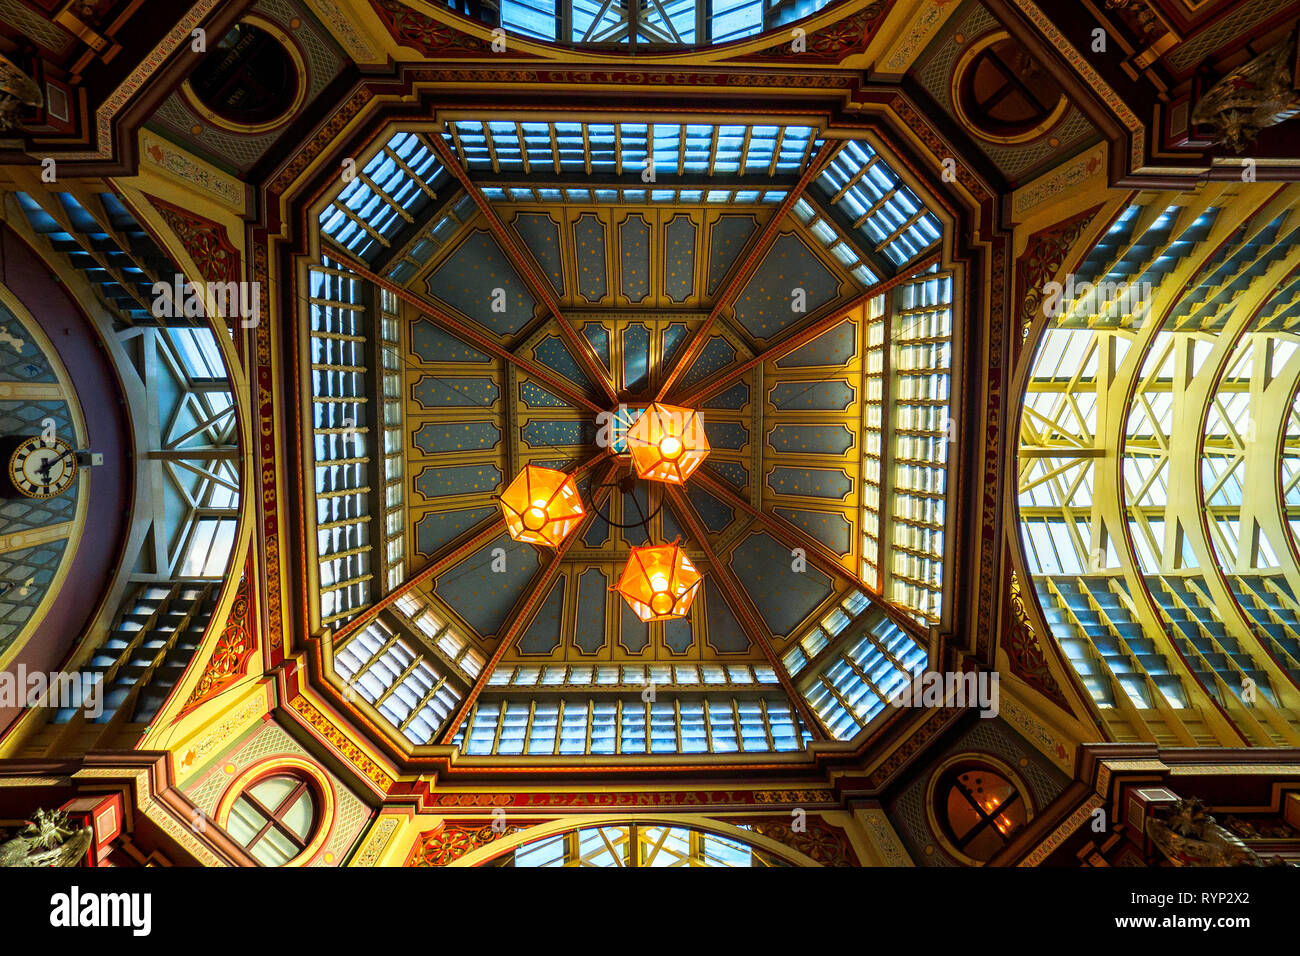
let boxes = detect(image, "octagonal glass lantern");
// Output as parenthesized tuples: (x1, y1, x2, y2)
(500, 465, 584, 546)
(626, 403, 709, 485)
(615, 542, 702, 622)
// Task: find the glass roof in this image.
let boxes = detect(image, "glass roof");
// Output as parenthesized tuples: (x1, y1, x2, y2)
(1018, 184, 1300, 745)
(305, 113, 954, 761)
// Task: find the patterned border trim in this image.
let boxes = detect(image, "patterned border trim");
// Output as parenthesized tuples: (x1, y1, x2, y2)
(251, 241, 284, 651)
(178, 694, 266, 774)
(1010, 0, 1145, 171)
(859, 807, 913, 865)
(428, 788, 838, 808)
(1012, 145, 1106, 217)
(140, 130, 245, 210)
(61, 0, 220, 160)
(882, 0, 962, 74)
(1018, 793, 1103, 866)
(1014, 204, 1103, 354)
(352, 816, 400, 866)
(290, 695, 396, 790)
(865, 707, 963, 789)
(306, 0, 382, 61)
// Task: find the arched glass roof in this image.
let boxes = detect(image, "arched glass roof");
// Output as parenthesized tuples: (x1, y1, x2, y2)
(443, 0, 838, 46)
(1017, 184, 1300, 746)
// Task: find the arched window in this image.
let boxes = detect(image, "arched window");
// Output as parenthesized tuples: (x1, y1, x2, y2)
(486, 823, 790, 866)
(227, 773, 319, 866)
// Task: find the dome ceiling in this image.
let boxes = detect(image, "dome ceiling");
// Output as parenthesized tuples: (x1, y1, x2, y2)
(303, 114, 955, 762)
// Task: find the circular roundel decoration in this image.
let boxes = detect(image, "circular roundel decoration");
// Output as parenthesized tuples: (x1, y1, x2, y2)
(185, 18, 303, 132)
(6, 435, 77, 500)
(926, 755, 1033, 864)
(952, 32, 1067, 145)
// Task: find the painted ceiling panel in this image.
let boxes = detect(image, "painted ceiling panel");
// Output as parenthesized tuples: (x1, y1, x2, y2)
(415, 463, 503, 499)
(703, 579, 751, 653)
(620, 486, 652, 547)
(519, 575, 566, 654)
(663, 322, 690, 367)
(730, 532, 835, 637)
(574, 213, 610, 302)
(433, 531, 541, 637)
(679, 335, 737, 390)
(733, 233, 842, 341)
(410, 319, 493, 363)
(703, 381, 749, 410)
(425, 230, 537, 335)
(766, 466, 853, 501)
(620, 214, 652, 303)
(664, 615, 693, 654)
(703, 460, 749, 493)
(707, 215, 757, 294)
(583, 510, 611, 547)
(413, 420, 501, 454)
(664, 214, 697, 302)
(620, 598, 650, 653)
(533, 334, 600, 394)
(512, 212, 565, 294)
(686, 485, 736, 534)
(769, 380, 855, 411)
(519, 380, 571, 408)
(522, 418, 597, 449)
(703, 419, 749, 450)
(774, 507, 854, 557)
(769, 424, 855, 456)
(775, 319, 858, 368)
(414, 506, 497, 559)
(574, 568, 608, 654)
(581, 323, 612, 374)
(622, 323, 652, 394)
(412, 375, 500, 408)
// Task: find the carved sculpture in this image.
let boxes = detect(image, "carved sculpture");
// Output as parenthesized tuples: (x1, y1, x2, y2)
(1192, 31, 1300, 153)
(0, 809, 93, 867)
(0, 55, 42, 134)
(1145, 798, 1266, 866)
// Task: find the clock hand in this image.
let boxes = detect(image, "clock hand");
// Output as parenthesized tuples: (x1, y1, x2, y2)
(36, 454, 56, 481)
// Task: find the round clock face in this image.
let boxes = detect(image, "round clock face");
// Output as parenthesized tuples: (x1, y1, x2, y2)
(8, 436, 77, 499)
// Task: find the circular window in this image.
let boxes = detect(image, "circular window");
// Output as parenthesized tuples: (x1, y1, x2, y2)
(952, 32, 1067, 144)
(928, 756, 1032, 864)
(184, 19, 302, 132)
(226, 773, 319, 866)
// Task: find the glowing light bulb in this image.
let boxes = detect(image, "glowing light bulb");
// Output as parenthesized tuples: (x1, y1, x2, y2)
(522, 506, 547, 531)
(650, 574, 669, 591)
(659, 435, 683, 459)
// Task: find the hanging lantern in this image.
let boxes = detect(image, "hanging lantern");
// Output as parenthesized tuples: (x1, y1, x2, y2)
(615, 542, 702, 622)
(499, 465, 584, 546)
(626, 403, 709, 485)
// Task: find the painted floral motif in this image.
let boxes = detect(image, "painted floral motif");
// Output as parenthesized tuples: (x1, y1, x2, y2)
(406, 822, 520, 866)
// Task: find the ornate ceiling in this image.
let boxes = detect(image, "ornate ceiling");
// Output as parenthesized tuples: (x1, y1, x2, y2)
(301, 115, 955, 761)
